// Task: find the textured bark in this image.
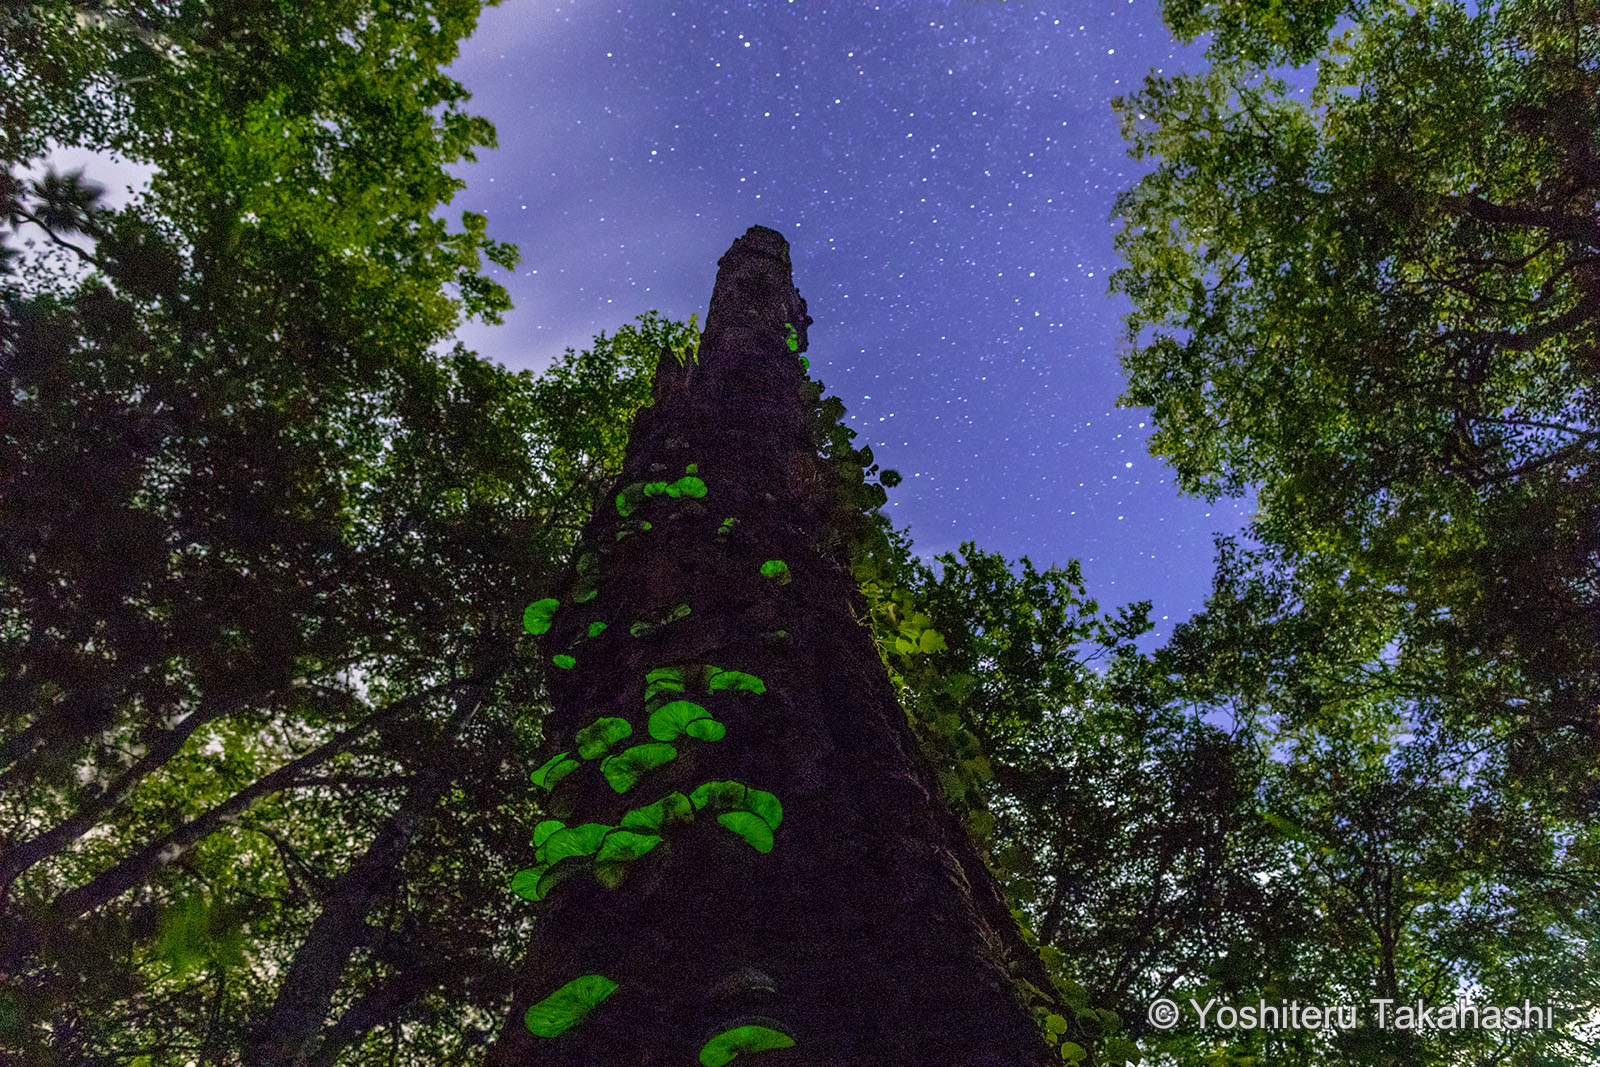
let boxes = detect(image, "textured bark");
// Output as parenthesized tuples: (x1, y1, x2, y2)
(488, 226, 1054, 1067)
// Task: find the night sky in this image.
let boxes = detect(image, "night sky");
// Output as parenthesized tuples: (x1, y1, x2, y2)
(436, 1, 1331, 648)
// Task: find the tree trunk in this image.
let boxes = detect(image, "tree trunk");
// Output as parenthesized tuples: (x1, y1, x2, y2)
(488, 226, 1053, 1067)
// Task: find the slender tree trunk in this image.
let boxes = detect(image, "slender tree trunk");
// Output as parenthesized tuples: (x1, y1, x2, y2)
(489, 227, 1053, 1067)
(243, 638, 512, 1067)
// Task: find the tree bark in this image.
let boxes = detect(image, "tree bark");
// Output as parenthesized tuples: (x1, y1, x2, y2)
(488, 226, 1053, 1067)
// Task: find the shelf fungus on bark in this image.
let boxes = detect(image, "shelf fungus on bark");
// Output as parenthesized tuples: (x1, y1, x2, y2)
(522, 974, 618, 1038)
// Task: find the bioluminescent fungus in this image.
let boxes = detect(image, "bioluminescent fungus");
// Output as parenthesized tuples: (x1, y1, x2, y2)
(698, 1024, 796, 1066)
(575, 716, 633, 760)
(523, 598, 559, 635)
(620, 791, 695, 833)
(523, 974, 619, 1038)
(706, 667, 766, 694)
(530, 752, 579, 790)
(689, 780, 783, 852)
(600, 742, 679, 793)
(539, 822, 613, 864)
(648, 700, 725, 743)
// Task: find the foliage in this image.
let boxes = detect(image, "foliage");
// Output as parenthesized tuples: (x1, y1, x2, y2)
(0, 5, 705, 1061)
(1111, 0, 1600, 811)
(530, 310, 700, 524)
(1096, 5, 1600, 1057)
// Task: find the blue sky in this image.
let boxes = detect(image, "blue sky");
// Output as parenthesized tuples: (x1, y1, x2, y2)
(435, 1, 1326, 646)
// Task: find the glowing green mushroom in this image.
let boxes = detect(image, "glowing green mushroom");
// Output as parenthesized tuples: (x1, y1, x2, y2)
(759, 560, 791, 585)
(620, 791, 694, 832)
(706, 667, 766, 694)
(523, 598, 559, 635)
(649, 700, 725, 743)
(530, 752, 579, 790)
(592, 827, 663, 886)
(538, 822, 613, 864)
(594, 828, 661, 865)
(600, 742, 678, 793)
(632, 604, 691, 639)
(668, 474, 707, 498)
(717, 811, 775, 852)
(644, 665, 687, 703)
(509, 866, 547, 901)
(575, 716, 633, 760)
(524, 974, 618, 1038)
(616, 518, 652, 541)
(698, 1024, 796, 1066)
(689, 780, 783, 852)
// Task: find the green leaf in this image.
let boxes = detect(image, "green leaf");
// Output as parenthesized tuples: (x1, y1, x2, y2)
(530, 753, 579, 790)
(552, 654, 577, 669)
(649, 700, 717, 742)
(917, 628, 947, 653)
(523, 598, 559, 635)
(1045, 1013, 1069, 1035)
(1059, 1041, 1086, 1064)
(539, 822, 612, 864)
(706, 667, 767, 694)
(575, 716, 633, 760)
(1103, 1036, 1141, 1064)
(587, 620, 607, 637)
(531, 819, 565, 848)
(523, 974, 618, 1038)
(698, 1024, 795, 1066)
(600, 742, 678, 793)
(760, 560, 791, 584)
(620, 791, 694, 832)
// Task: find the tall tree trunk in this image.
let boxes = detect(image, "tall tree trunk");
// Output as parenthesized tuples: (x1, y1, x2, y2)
(489, 226, 1053, 1067)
